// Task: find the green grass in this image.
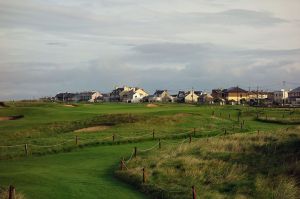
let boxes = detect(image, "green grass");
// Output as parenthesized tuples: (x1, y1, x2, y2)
(0, 102, 300, 198)
(0, 141, 158, 199)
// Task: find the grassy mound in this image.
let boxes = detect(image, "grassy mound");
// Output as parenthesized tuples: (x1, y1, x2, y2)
(116, 129, 300, 199)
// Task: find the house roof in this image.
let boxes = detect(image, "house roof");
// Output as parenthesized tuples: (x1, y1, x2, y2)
(225, 87, 247, 93)
(154, 90, 166, 95)
(185, 91, 202, 96)
(55, 92, 76, 98)
(290, 87, 300, 92)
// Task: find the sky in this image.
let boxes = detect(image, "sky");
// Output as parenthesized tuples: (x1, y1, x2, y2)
(0, 0, 300, 100)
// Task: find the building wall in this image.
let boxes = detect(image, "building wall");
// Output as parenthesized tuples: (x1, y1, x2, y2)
(227, 92, 248, 102)
(274, 90, 288, 104)
(185, 91, 200, 103)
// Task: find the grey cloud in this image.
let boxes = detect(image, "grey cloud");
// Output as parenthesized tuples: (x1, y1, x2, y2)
(162, 9, 288, 28)
(47, 42, 67, 47)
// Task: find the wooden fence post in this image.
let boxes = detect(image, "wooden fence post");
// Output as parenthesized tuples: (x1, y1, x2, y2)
(152, 129, 155, 139)
(24, 144, 28, 156)
(75, 136, 78, 145)
(240, 123, 243, 130)
(212, 111, 214, 116)
(224, 129, 227, 135)
(189, 134, 192, 143)
(142, 168, 146, 183)
(228, 114, 231, 119)
(219, 112, 221, 117)
(9, 185, 15, 199)
(159, 139, 161, 149)
(242, 120, 245, 126)
(134, 147, 137, 158)
(120, 157, 125, 170)
(192, 185, 196, 199)
(257, 130, 260, 135)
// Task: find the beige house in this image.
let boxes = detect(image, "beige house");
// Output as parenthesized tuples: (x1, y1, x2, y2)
(149, 90, 172, 102)
(184, 91, 202, 103)
(198, 93, 214, 104)
(248, 91, 268, 101)
(119, 86, 137, 100)
(224, 87, 248, 103)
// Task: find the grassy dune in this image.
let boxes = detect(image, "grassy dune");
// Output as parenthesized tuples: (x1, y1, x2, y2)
(116, 128, 300, 199)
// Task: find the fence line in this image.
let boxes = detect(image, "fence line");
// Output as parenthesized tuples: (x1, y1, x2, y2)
(139, 142, 160, 152)
(0, 144, 25, 148)
(29, 140, 74, 148)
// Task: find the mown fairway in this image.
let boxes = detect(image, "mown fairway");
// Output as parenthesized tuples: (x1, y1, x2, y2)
(0, 102, 299, 198)
(0, 142, 156, 199)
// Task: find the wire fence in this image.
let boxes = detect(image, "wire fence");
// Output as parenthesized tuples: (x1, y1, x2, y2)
(0, 112, 275, 159)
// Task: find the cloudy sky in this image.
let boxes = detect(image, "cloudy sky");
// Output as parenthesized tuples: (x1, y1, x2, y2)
(0, 0, 300, 100)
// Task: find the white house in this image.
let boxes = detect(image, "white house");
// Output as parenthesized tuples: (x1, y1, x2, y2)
(274, 89, 289, 105)
(122, 88, 149, 103)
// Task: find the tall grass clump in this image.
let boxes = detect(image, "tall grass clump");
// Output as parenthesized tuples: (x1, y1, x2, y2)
(116, 128, 300, 199)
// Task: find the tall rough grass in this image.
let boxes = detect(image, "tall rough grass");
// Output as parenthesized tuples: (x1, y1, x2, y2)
(0, 187, 26, 199)
(116, 128, 300, 199)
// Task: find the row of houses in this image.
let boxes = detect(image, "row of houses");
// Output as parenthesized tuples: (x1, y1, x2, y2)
(53, 86, 300, 106)
(212, 86, 300, 106)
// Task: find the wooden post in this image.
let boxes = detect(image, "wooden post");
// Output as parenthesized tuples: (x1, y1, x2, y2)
(212, 111, 214, 116)
(192, 185, 196, 199)
(142, 168, 146, 183)
(152, 129, 155, 140)
(240, 123, 243, 130)
(228, 113, 231, 119)
(193, 128, 196, 136)
(120, 157, 125, 170)
(75, 136, 78, 145)
(134, 147, 137, 158)
(224, 129, 227, 135)
(219, 112, 221, 117)
(9, 185, 15, 199)
(189, 134, 192, 143)
(242, 120, 245, 126)
(257, 130, 260, 135)
(159, 139, 161, 149)
(24, 144, 28, 156)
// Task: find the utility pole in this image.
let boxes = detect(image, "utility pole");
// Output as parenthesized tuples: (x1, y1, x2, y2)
(283, 81, 286, 105)
(257, 86, 259, 106)
(236, 85, 239, 105)
(192, 87, 194, 103)
(248, 86, 251, 102)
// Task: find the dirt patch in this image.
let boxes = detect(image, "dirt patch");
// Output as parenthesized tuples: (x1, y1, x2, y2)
(174, 113, 192, 117)
(74, 125, 110, 133)
(146, 104, 158, 108)
(0, 115, 24, 121)
(64, 104, 76, 107)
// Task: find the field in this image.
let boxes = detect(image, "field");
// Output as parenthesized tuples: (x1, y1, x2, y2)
(0, 102, 299, 198)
